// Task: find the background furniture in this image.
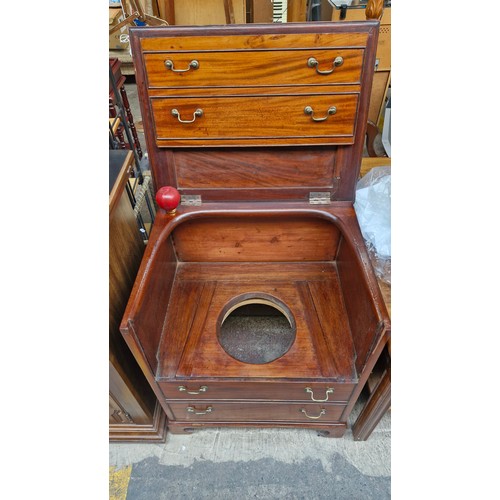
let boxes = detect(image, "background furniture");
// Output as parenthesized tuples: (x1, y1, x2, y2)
(155, 0, 245, 25)
(352, 156, 391, 440)
(332, 0, 391, 156)
(109, 149, 167, 441)
(109, 58, 143, 159)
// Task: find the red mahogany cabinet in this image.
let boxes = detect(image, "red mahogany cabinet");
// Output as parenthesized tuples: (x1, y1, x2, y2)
(120, 22, 390, 437)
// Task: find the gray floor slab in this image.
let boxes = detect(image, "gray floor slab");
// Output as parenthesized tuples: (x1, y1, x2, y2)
(110, 399, 391, 499)
(125, 453, 390, 500)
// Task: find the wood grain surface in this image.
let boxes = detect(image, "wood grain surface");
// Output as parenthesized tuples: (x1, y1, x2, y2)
(171, 217, 341, 262)
(151, 93, 358, 147)
(144, 49, 363, 88)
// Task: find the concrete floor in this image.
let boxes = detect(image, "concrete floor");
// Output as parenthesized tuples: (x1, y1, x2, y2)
(110, 396, 391, 499)
(110, 77, 391, 500)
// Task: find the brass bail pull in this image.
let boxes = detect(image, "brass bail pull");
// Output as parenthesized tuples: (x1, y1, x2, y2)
(165, 59, 199, 73)
(305, 387, 334, 402)
(307, 56, 343, 75)
(178, 385, 208, 395)
(171, 108, 204, 124)
(186, 406, 213, 415)
(304, 106, 337, 122)
(300, 408, 326, 420)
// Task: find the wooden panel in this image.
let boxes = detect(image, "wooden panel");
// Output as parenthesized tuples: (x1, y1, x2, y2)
(109, 402, 168, 442)
(173, 148, 337, 189)
(331, 5, 390, 23)
(171, 277, 356, 379)
(156, 0, 175, 24)
(151, 94, 358, 147)
(167, 420, 347, 435)
(146, 83, 361, 98)
(368, 69, 390, 124)
(331, 6, 390, 69)
(287, 0, 307, 22)
(159, 380, 355, 402)
(296, 282, 350, 377)
(171, 217, 341, 262)
(126, 235, 177, 374)
(251, 0, 273, 22)
(176, 262, 338, 282)
(140, 31, 370, 52)
(307, 279, 356, 376)
(172, 0, 246, 25)
(159, 280, 208, 378)
(336, 236, 380, 374)
(109, 362, 152, 425)
(144, 49, 364, 88)
(169, 401, 346, 422)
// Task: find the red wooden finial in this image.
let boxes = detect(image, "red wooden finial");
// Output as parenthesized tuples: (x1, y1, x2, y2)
(155, 186, 181, 214)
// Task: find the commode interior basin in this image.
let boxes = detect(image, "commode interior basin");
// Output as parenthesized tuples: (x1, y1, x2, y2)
(145, 212, 364, 382)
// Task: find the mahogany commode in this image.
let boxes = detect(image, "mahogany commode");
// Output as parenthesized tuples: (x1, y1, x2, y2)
(120, 21, 390, 437)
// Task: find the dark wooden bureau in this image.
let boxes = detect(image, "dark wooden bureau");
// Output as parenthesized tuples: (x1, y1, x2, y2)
(109, 150, 167, 441)
(120, 22, 390, 438)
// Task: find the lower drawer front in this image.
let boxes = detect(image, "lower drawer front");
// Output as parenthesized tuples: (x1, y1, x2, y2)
(159, 381, 355, 403)
(169, 402, 345, 423)
(151, 94, 358, 147)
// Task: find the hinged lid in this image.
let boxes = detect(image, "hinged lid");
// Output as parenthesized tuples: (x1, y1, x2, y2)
(130, 21, 379, 203)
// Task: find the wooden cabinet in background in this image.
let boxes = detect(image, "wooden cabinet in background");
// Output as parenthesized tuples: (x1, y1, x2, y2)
(109, 149, 167, 442)
(332, 3, 391, 126)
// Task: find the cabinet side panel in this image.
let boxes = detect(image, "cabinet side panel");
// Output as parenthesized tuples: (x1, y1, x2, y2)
(336, 236, 380, 374)
(126, 236, 177, 374)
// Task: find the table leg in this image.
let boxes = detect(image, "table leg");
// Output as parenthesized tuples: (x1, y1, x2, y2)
(119, 84, 143, 159)
(109, 97, 126, 150)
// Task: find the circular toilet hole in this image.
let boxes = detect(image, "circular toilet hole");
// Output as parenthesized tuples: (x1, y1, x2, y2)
(218, 295, 296, 365)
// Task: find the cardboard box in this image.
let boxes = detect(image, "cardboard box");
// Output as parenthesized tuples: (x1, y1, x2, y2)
(251, 0, 273, 23)
(109, 7, 129, 51)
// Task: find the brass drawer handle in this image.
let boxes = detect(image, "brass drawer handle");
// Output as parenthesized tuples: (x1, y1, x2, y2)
(304, 106, 337, 122)
(171, 108, 203, 124)
(186, 406, 213, 415)
(165, 59, 199, 73)
(307, 56, 343, 75)
(300, 408, 326, 420)
(305, 387, 334, 402)
(178, 385, 208, 395)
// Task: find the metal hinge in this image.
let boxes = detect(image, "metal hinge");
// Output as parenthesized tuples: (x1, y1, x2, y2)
(309, 192, 331, 205)
(181, 194, 202, 206)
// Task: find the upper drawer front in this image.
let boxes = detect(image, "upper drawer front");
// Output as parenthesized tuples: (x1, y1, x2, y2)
(152, 93, 358, 147)
(144, 49, 364, 88)
(159, 381, 355, 403)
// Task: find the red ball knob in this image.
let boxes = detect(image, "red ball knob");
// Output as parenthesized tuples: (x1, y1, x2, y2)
(156, 186, 181, 213)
